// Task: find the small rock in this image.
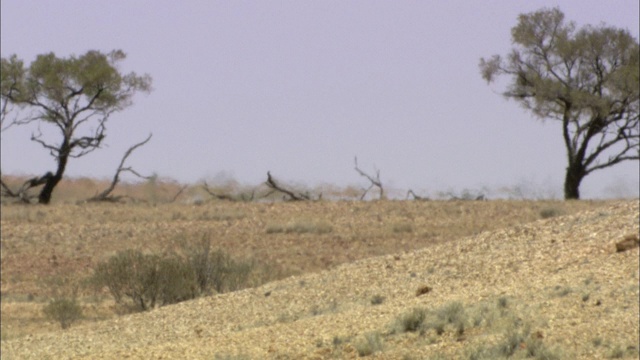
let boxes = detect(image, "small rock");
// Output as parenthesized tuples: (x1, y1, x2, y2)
(615, 233, 639, 252)
(416, 285, 432, 296)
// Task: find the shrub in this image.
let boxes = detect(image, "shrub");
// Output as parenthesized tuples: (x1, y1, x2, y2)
(437, 301, 466, 324)
(370, 294, 385, 305)
(186, 237, 255, 294)
(396, 308, 426, 333)
(91, 242, 264, 312)
(266, 220, 333, 234)
(91, 249, 197, 311)
(540, 207, 563, 219)
(43, 297, 83, 329)
(608, 345, 625, 359)
(156, 256, 198, 305)
(355, 332, 384, 357)
(392, 223, 413, 233)
(423, 301, 468, 336)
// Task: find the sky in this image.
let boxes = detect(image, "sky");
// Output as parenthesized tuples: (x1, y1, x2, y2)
(1, 1, 639, 199)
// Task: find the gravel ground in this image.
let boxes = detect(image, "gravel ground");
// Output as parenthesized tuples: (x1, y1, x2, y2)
(2, 200, 638, 359)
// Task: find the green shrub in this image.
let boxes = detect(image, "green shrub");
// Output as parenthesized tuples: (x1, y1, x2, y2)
(43, 297, 83, 329)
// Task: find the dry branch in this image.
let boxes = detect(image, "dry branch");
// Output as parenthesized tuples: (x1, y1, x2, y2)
(88, 134, 152, 202)
(406, 190, 430, 201)
(170, 185, 188, 203)
(354, 157, 384, 200)
(0, 172, 52, 203)
(265, 171, 312, 201)
(202, 181, 237, 201)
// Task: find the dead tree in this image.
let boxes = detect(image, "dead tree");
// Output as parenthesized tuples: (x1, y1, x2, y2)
(265, 171, 313, 201)
(88, 134, 152, 202)
(202, 181, 237, 201)
(0, 172, 52, 203)
(406, 190, 430, 201)
(354, 157, 384, 200)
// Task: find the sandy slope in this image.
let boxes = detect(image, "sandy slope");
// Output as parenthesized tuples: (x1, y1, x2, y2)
(2, 200, 638, 359)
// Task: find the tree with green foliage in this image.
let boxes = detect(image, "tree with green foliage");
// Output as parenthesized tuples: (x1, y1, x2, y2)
(0, 50, 152, 204)
(480, 8, 639, 199)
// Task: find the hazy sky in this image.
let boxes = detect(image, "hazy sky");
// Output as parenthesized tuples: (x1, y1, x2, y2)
(1, 1, 639, 199)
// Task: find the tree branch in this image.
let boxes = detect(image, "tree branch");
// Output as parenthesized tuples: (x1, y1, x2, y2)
(264, 171, 311, 201)
(87, 134, 152, 202)
(202, 181, 236, 201)
(354, 157, 384, 200)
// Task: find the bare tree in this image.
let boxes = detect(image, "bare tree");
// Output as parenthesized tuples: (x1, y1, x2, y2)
(406, 189, 430, 201)
(354, 157, 384, 200)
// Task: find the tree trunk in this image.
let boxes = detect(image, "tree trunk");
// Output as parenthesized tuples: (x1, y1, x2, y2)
(563, 163, 585, 200)
(38, 147, 69, 204)
(38, 174, 62, 204)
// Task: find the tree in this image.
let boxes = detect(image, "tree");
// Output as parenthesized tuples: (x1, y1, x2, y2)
(479, 8, 639, 199)
(0, 50, 152, 204)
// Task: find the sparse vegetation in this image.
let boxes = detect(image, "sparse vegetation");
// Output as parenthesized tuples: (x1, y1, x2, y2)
(90, 240, 269, 312)
(392, 223, 413, 233)
(266, 219, 333, 234)
(550, 285, 572, 298)
(42, 297, 83, 329)
(0, 196, 635, 358)
(540, 207, 564, 219)
(355, 332, 384, 357)
(394, 308, 426, 333)
(90, 250, 196, 311)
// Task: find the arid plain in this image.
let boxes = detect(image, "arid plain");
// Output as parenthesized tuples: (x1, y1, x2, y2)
(1, 195, 638, 359)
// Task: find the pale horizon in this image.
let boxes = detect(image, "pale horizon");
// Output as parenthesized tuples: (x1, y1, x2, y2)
(1, 1, 639, 199)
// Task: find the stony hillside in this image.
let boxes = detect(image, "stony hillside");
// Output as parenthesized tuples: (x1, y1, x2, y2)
(2, 200, 638, 359)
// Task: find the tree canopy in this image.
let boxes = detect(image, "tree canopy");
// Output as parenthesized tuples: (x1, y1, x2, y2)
(480, 8, 639, 199)
(1, 50, 152, 204)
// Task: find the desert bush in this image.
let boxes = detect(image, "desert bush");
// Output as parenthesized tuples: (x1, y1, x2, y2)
(355, 332, 384, 357)
(540, 207, 563, 219)
(42, 297, 83, 329)
(395, 308, 426, 333)
(156, 256, 199, 304)
(186, 237, 255, 294)
(392, 223, 413, 233)
(418, 301, 469, 336)
(91, 250, 197, 311)
(91, 240, 268, 312)
(608, 345, 625, 359)
(266, 220, 333, 234)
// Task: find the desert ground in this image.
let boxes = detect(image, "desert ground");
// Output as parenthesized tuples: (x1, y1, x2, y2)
(1, 195, 638, 359)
